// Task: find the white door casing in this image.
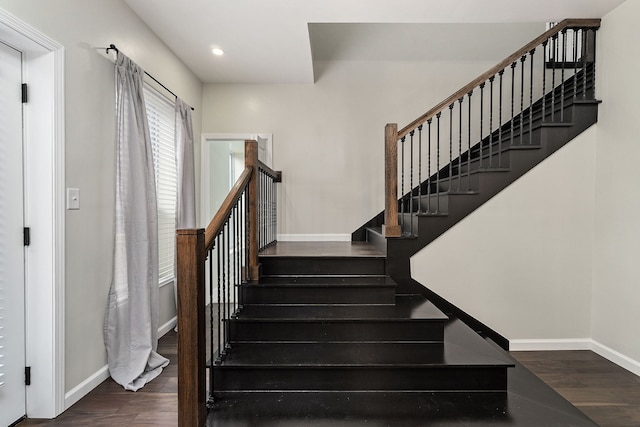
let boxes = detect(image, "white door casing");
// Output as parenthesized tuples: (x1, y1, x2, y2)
(0, 9, 65, 418)
(0, 40, 26, 427)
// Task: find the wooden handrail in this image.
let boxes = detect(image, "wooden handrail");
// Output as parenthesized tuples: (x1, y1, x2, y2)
(397, 18, 601, 139)
(204, 166, 253, 251)
(258, 160, 282, 182)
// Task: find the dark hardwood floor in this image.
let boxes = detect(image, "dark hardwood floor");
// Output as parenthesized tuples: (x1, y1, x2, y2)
(18, 330, 640, 426)
(512, 350, 640, 427)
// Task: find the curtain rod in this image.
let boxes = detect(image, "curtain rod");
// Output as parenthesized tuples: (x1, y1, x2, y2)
(106, 44, 194, 111)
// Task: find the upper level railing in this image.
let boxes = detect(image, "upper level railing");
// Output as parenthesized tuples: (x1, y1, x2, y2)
(258, 161, 281, 251)
(176, 140, 281, 426)
(383, 19, 600, 237)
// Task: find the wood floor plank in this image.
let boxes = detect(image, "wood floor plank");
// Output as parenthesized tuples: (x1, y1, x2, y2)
(17, 334, 640, 427)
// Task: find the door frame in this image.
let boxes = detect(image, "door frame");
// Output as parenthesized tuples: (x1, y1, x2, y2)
(0, 9, 65, 418)
(200, 133, 272, 226)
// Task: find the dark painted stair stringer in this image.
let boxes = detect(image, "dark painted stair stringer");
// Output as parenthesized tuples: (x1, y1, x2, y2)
(385, 100, 599, 288)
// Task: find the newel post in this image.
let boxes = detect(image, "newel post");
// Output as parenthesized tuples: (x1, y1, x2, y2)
(383, 123, 402, 237)
(245, 140, 261, 281)
(176, 229, 206, 427)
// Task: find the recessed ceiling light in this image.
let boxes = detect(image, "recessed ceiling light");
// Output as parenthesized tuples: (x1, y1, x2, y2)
(212, 48, 224, 56)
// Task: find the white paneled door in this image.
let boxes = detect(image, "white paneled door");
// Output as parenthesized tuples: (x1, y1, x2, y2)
(0, 40, 26, 426)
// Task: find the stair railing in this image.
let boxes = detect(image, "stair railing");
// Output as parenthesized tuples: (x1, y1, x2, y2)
(176, 139, 282, 426)
(384, 19, 600, 238)
(258, 162, 281, 250)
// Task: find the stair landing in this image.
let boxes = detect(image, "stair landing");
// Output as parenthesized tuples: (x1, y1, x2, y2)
(259, 241, 385, 258)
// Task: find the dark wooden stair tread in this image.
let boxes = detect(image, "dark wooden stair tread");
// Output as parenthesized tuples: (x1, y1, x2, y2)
(236, 295, 448, 321)
(218, 321, 514, 368)
(245, 276, 396, 287)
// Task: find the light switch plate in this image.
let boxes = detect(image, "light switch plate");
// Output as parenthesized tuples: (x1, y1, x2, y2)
(67, 188, 80, 210)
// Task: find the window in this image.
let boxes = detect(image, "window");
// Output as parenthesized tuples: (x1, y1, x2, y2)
(144, 84, 177, 286)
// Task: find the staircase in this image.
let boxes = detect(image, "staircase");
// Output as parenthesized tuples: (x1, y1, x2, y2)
(178, 19, 603, 427)
(211, 243, 514, 413)
(353, 23, 601, 295)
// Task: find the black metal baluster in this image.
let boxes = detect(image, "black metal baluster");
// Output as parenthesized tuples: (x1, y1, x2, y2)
(561, 29, 567, 121)
(262, 171, 266, 248)
(498, 70, 504, 160)
(551, 34, 557, 122)
(208, 246, 215, 405)
(427, 120, 432, 213)
(591, 29, 597, 99)
(244, 191, 249, 283)
(409, 130, 414, 235)
(409, 130, 416, 227)
(467, 91, 472, 191)
(520, 55, 526, 145)
(222, 225, 227, 356)
(458, 97, 463, 192)
(436, 113, 441, 213)
(542, 40, 548, 122)
(215, 234, 224, 359)
(529, 49, 535, 145)
(258, 171, 262, 249)
(400, 136, 405, 228)
(479, 82, 485, 168)
(573, 29, 579, 101)
(448, 104, 454, 192)
(264, 172, 267, 247)
(417, 125, 422, 214)
(257, 171, 261, 249)
(489, 76, 495, 168)
(226, 220, 231, 351)
(274, 179, 278, 246)
(509, 62, 515, 152)
(234, 205, 239, 313)
(583, 29, 588, 99)
(266, 173, 270, 246)
(238, 194, 244, 307)
(270, 175, 273, 246)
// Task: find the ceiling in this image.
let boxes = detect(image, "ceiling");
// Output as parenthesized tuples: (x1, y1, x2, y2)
(123, 0, 626, 84)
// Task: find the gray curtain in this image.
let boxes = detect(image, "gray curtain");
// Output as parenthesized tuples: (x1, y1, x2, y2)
(104, 51, 169, 391)
(173, 98, 197, 320)
(175, 98, 196, 230)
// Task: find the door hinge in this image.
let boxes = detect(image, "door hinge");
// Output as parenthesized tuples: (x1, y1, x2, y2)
(22, 83, 28, 103)
(25, 367, 31, 386)
(24, 227, 30, 246)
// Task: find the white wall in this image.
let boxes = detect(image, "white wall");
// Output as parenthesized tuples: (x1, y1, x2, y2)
(411, 127, 597, 340)
(0, 0, 202, 395)
(592, 0, 640, 365)
(202, 59, 501, 237)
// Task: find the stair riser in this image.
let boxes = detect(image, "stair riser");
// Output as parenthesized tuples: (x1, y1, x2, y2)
(229, 320, 444, 342)
(214, 366, 508, 392)
(242, 286, 396, 304)
(365, 227, 388, 254)
(261, 257, 385, 276)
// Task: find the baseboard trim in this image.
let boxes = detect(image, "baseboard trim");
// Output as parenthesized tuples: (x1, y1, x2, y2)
(591, 340, 640, 377)
(158, 316, 177, 337)
(509, 338, 592, 351)
(64, 317, 178, 410)
(510, 338, 640, 377)
(277, 234, 351, 242)
(64, 365, 109, 410)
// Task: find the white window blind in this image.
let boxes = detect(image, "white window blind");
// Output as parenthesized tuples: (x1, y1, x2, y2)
(144, 85, 177, 286)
